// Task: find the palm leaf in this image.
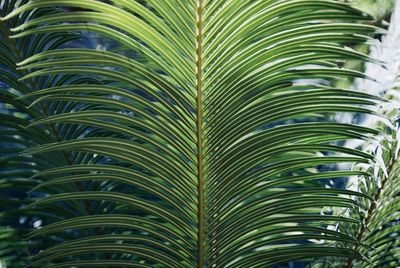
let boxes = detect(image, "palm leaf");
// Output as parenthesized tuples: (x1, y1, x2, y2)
(336, 1, 400, 267)
(1, 0, 382, 267)
(0, 1, 101, 266)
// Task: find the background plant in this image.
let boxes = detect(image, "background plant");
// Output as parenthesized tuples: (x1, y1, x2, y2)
(346, 1, 400, 266)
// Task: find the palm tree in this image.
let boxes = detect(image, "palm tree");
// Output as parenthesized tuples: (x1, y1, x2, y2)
(0, 0, 393, 267)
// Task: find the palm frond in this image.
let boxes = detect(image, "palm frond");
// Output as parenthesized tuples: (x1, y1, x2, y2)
(0, 0, 383, 267)
(344, 1, 400, 267)
(0, 1, 98, 266)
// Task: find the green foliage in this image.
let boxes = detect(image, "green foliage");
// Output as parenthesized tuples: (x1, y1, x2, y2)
(0, 0, 392, 267)
(313, 2, 400, 266)
(0, 1, 84, 265)
(344, 2, 400, 266)
(352, 0, 395, 19)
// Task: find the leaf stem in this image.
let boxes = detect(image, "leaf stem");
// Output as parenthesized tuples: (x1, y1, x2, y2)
(196, 0, 205, 267)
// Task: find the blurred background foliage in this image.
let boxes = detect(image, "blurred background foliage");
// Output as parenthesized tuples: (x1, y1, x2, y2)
(351, 0, 395, 19)
(336, 0, 395, 89)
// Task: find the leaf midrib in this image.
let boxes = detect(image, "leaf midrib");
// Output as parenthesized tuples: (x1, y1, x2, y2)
(195, 0, 205, 267)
